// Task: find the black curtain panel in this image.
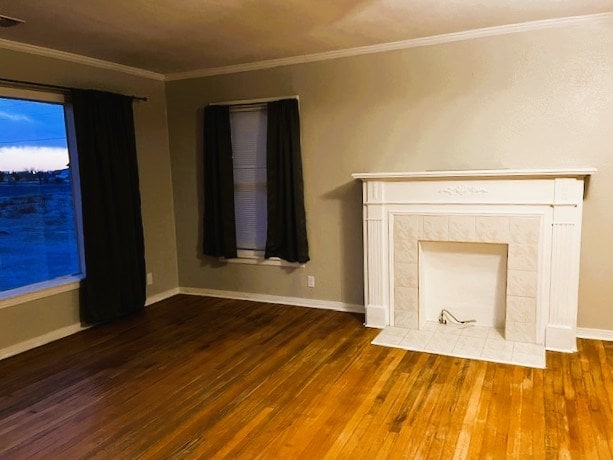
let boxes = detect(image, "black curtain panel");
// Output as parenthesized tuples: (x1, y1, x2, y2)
(265, 99, 309, 263)
(202, 105, 237, 258)
(71, 89, 146, 325)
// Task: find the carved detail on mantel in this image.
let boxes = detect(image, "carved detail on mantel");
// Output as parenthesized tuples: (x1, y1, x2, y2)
(438, 184, 488, 196)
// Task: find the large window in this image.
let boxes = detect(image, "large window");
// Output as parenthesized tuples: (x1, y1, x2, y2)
(229, 105, 268, 258)
(0, 88, 83, 297)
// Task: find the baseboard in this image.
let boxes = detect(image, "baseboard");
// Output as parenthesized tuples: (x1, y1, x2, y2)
(576, 327, 613, 341)
(179, 287, 365, 314)
(145, 288, 180, 306)
(0, 323, 88, 361)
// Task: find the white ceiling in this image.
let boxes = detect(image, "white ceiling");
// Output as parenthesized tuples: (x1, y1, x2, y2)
(0, 0, 611, 76)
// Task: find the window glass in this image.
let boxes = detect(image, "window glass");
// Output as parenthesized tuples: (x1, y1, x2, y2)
(230, 106, 267, 253)
(0, 94, 82, 294)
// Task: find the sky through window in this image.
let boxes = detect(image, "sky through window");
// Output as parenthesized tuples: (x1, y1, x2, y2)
(0, 97, 69, 171)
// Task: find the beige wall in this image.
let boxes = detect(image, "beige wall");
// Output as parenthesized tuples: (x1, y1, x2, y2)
(0, 48, 178, 351)
(167, 18, 613, 330)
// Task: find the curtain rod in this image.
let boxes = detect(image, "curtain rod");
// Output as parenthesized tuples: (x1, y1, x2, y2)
(210, 95, 299, 107)
(0, 77, 148, 102)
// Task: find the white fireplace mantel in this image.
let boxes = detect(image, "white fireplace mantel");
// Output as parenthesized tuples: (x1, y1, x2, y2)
(353, 168, 595, 353)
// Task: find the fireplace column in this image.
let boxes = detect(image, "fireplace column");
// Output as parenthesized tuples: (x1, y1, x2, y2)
(362, 181, 388, 327)
(546, 177, 586, 352)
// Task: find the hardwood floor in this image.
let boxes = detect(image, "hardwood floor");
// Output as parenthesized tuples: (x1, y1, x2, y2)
(0, 295, 612, 459)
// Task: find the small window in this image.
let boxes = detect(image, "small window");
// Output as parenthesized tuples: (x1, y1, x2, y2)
(0, 88, 84, 297)
(230, 105, 267, 258)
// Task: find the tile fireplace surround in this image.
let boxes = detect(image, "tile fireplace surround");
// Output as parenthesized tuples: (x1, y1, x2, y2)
(353, 169, 595, 368)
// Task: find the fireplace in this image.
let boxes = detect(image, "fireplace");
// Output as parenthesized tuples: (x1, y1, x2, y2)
(419, 241, 508, 329)
(353, 169, 595, 368)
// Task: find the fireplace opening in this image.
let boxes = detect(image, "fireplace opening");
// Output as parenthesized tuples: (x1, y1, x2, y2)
(419, 241, 508, 330)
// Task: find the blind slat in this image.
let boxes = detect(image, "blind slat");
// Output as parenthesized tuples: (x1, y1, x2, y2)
(230, 107, 267, 251)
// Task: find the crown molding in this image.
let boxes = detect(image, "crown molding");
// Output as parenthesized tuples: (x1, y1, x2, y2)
(0, 12, 609, 82)
(165, 12, 613, 81)
(0, 38, 165, 81)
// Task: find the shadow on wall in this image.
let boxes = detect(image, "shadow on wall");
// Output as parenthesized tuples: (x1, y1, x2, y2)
(322, 180, 364, 305)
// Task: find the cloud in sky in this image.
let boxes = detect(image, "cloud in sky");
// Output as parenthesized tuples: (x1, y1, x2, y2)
(0, 110, 33, 123)
(0, 146, 70, 172)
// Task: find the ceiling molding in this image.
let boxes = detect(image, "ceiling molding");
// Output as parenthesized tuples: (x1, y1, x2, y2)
(0, 12, 609, 82)
(0, 38, 165, 81)
(166, 12, 612, 81)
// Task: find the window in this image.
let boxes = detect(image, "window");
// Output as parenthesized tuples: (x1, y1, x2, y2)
(230, 105, 268, 259)
(0, 87, 84, 298)
(203, 98, 308, 265)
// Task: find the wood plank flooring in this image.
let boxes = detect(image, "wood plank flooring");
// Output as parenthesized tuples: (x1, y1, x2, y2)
(0, 295, 612, 458)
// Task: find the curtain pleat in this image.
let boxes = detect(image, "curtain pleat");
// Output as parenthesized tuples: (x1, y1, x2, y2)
(265, 99, 309, 263)
(202, 105, 237, 258)
(71, 89, 146, 325)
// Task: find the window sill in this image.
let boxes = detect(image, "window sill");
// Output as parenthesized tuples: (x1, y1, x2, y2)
(222, 256, 305, 268)
(0, 275, 84, 310)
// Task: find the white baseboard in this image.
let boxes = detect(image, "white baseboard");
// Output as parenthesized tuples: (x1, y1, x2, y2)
(0, 323, 88, 361)
(145, 288, 180, 306)
(179, 286, 365, 314)
(576, 327, 613, 341)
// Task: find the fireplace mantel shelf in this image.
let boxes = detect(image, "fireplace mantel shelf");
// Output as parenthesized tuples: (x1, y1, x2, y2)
(352, 168, 596, 181)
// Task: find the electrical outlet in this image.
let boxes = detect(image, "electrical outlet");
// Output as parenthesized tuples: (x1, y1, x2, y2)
(146, 272, 153, 285)
(307, 275, 315, 288)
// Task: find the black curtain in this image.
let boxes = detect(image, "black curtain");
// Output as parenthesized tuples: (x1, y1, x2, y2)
(202, 105, 237, 258)
(265, 99, 309, 263)
(71, 89, 146, 325)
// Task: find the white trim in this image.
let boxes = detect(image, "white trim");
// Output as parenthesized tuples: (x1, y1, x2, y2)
(0, 38, 165, 81)
(165, 13, 612, 81)
(179, 287, 364, 314)
(576, 327, 613, 341)
(211, 95, 299, 106)
(145, 288, 180, 306)
(0, 323, 88, 361)
(223, 257, 305, 268)
(0, 279, 81, 310)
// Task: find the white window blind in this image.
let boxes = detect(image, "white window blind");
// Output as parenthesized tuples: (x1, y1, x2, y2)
(230, 106, 267, 253)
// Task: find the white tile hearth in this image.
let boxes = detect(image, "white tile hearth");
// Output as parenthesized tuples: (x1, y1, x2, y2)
(371, 322, 546, 368)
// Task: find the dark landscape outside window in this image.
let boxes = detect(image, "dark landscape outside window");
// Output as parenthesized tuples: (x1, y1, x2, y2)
(0, 91, 83, 296)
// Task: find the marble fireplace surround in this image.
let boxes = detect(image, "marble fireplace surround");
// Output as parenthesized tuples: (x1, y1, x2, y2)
(353, 169, 595, 355)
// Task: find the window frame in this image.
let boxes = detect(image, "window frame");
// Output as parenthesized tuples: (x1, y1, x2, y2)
(0, 86, 85, 307)
(227, 249, 304, 267)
